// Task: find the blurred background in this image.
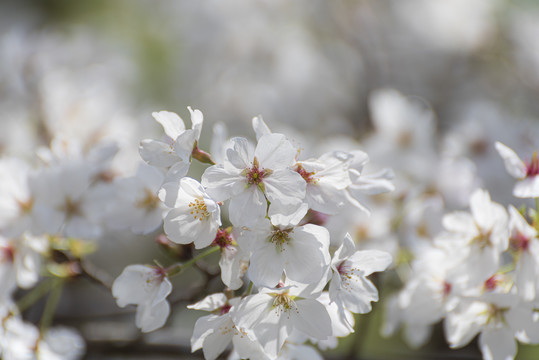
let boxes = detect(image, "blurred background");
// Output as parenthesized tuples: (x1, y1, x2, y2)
(2, 0, 539, 359)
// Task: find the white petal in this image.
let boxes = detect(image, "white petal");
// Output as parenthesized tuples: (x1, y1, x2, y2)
(226, 137, 254, 170)
(269, 202, 309, 227)
(284, 225, 330, 284)
(152, 111, 185, 140)
(349, 168, 395, 195)
(339, 274, 379, 313)
(163, 209, 218, 248)
(139, 139, 179, 168)
(495, 142, 526, 179)
(201, 166, 245, 202)
(39, 327, 86, 360)
(232, 294, 273, 330)
(219, 247, 248, 290)
(264, 169, 306, 208)
(158, 182, 180, 208)
(255, 134, 296, 169)
(136, 300, 170, 333)
(191, 314, 217, 351)
(112, 265, 167, 307)
(188, 293, 228, 311)
(174, 129, 198, 163)
(331, 234, 357, 267)
(188, 107, 204, 135)
(514, 177, 539, 198)
(515, 251, 536, 301)
(292, 299, 332, 340)
(442, 211, 476, 235)
(165, 160, 190, 183)
(248, 241, 286, 287)
(444, 302, 487, 348)
(136, 163, 165, 192)
(252, 115, 272, 141)
(305, 181, 348, 215)
(153, 277, 173, 306)
(229, 186, 267, 227)
(202, 321, 234, 360)
(470, 189, 495, 231)
(479, 328, 517, 360)
(348, 250, 392, 276)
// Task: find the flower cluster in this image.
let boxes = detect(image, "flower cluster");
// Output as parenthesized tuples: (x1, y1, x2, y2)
(110, 110, 394, 359)
(378, 111, 539, 359)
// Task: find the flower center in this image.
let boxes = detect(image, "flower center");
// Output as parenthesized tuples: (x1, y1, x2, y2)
(443, 281, 452, 297)
(145, 266, 166, 286)
(188, 198, 209, 221)
(212, 228, 234, 249)
(269, 228, 292, 252)
(336, 261, 351, 275)
(337, 261, 361, 292)
(510, 231, 530, 252)
(1, 245, 14, 263)
(16, 197, 33, 214)
(243, 157, 273, 186)
(219, 304, 232, 315)
(471, 226, 492, 249)
(295, 164, 318, 184)
(526, 152, 539, 177)
(136, 189, 160, 211)
(271, 292, 298, 318)
(62, 197, 81, 219)
(483, 275, 500, 291)
(486, 304, 508, 325)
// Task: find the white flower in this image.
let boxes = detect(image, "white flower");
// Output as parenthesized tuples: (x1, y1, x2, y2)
(111, 264, 172, 333)
(395, 245, 463, 348)
(366, 88, 438, 183)
(239, 219, 330, 287)
(37, 327, 85, 360)
(159, 177, 221, 249)
(495, 141, 539, 198)
(0, 317, 85, 360)
(0, 233, 46, 297)
(213, 228, 249, 290)
(329, 234, 392, 314)
(294, 151, 352, 215)
(1, 316, 40, 360)
(436, 189, 509, 286)
(0, 158, 37, 237)
(32, 160, 110, 239)
(188, 293, 266, 360)
(140, 108, 203, 182)
(106, 164, 167, 234)
(329, 233, 392, 315)
(202, 134, 306, 227)
(232, 283, 332, 358)
(445, 294, 539, 360)
(508, 206, 539, 301)
(310, 292, 355, 350)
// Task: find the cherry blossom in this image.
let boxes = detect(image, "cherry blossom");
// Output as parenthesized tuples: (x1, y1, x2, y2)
(140, 107, 204, 182)
(232, 283, 332, 358)
(329, 233, 392, 315)
(111, 264, 172, 333)
(159, 177, 221, 249)
(202, 134, 306, 227)
(239, 219, 330, 287)
(495, 142, 539, 198)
